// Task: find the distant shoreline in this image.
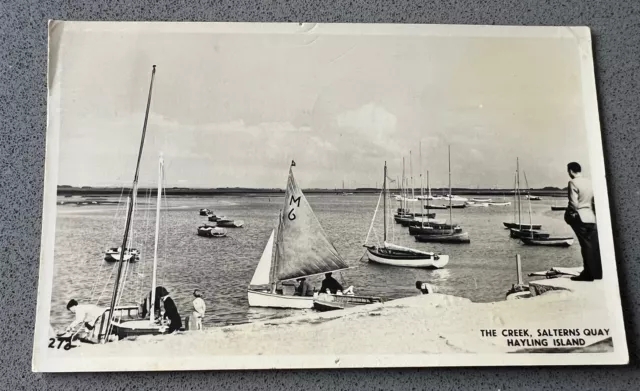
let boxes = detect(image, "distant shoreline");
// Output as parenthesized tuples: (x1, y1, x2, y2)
(57, 186, 567, 197)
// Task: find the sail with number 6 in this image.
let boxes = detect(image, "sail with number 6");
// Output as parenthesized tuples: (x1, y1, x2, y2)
(248, 163, 349, 308)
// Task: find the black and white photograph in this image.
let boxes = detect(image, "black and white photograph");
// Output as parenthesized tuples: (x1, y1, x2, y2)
(33, 21, 628, 372)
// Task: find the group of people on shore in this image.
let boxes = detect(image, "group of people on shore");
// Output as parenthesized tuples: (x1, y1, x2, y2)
(60, 288, 207, 342)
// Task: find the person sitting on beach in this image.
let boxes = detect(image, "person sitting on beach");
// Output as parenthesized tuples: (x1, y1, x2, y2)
(415, 281, 436, 295)
(158, 288, 182, 334)
(320, 272, 344, 294)
(65, 299, 106, 341)
(294, 278, 313, 297)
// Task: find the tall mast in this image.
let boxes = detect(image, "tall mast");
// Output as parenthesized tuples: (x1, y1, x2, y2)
(419, 141, 424, 228)
(448, 145, 453, 232)
(410, 150, 414, 200)
(516, 157, 521, 229)
(383, 162, 387, 242)
(524, 171, 533, 236)
(104, 65, 157, 342)
(426, 170, 431, 223)
(402, 157, 406, 211)
(513, 172, 517, 223)
(150, 155, 163, 324)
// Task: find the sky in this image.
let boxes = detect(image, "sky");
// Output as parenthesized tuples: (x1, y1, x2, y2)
(51, 23, 593, 189)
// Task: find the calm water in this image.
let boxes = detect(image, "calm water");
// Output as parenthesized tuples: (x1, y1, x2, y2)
(50, 194, 581, 329)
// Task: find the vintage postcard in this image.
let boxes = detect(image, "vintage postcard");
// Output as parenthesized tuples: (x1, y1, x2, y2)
(33, 21, 628, 372)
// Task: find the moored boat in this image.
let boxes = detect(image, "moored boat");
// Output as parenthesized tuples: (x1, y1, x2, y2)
(199, 208, 211, 216)
(415, 231, 470, 244)
(216, 219, 244, 228)
(503, 222, 542, 230)
(488, 202, 511, 206)
(509, 228, 550, 239)
(424, 203, 466, 209)
(551, 206, 567, 211)
(363, 160, 449, 269)
(104, 247, 140, 262)
(409, 225, 463, 236)
(197, 225, 227, 238)
(520, 237, 574, 247)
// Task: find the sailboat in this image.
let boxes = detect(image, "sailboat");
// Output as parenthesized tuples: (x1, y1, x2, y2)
(364, 161, 449, 268)
(415, 146, 470, 244)
(247, 161, 359, 309)
(503, 158, 542, 231)
(104, 198, 140, 262)
(518, 171, 573, 247)
(100, 65, 168, 342)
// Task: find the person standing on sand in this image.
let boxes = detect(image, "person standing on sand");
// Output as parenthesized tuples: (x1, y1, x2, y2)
(159, 288, 182, 333)
(192, 289, 206, 331)
(564, 162, 602, 281)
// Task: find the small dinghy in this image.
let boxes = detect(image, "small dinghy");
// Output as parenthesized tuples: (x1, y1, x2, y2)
(520, 237, 574, 247)
(551, 206, 567, 211)
(312, 292, 382, 312)
(197, 225, 227, 237)
(216, 219, 244, 228)
(488, 202, 511, 206)
(199, 208, 211, 216)
(104, 247, 140, 262)
(208, 214, 226, 222)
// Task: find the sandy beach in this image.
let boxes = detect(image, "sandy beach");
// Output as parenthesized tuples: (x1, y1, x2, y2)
(53, 279, 613, 360)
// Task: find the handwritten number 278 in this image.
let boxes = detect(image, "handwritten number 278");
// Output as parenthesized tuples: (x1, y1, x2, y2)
(48, 337, 72, 350)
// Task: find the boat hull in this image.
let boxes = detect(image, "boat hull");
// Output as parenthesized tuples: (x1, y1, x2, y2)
(112, 320, 167, 340)
(520, 237, 574, 247)
(503, 222, 542, 230)
(217, 220, 244, 228)
(424, 204, 466, 209)
(409, 226, 462, 236)
(509, 229, 550, 239)
(551, 206, 567, 211)
(414, 232, 470, 244)
(313, 294, 382, 312)
(104, 251, 138, 262)
(366, 248, 449, 268)
(247, 289, 314, 309)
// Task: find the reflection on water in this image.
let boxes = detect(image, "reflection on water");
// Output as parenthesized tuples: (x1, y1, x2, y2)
(50, 194, 581, 329)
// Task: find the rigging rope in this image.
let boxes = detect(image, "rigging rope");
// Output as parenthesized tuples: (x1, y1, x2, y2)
(364, 191, 382, 247)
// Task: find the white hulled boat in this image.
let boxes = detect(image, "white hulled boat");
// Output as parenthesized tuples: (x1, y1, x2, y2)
(247, 161, 352, 309)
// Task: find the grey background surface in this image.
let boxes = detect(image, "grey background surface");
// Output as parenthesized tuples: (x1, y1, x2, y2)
(1, 0, 638, 389)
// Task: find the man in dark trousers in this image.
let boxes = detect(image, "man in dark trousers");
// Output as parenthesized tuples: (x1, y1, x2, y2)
(158, 287, 183, 333)
(564, 162, 602, 281)
(320, 272, 343, 294)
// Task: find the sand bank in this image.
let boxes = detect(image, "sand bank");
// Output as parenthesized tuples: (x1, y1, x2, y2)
(57, 279, 612, 359)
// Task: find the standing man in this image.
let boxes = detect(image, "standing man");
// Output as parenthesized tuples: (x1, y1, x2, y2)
(192, 289, 206, 331)
(564, 162, 602, 281)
